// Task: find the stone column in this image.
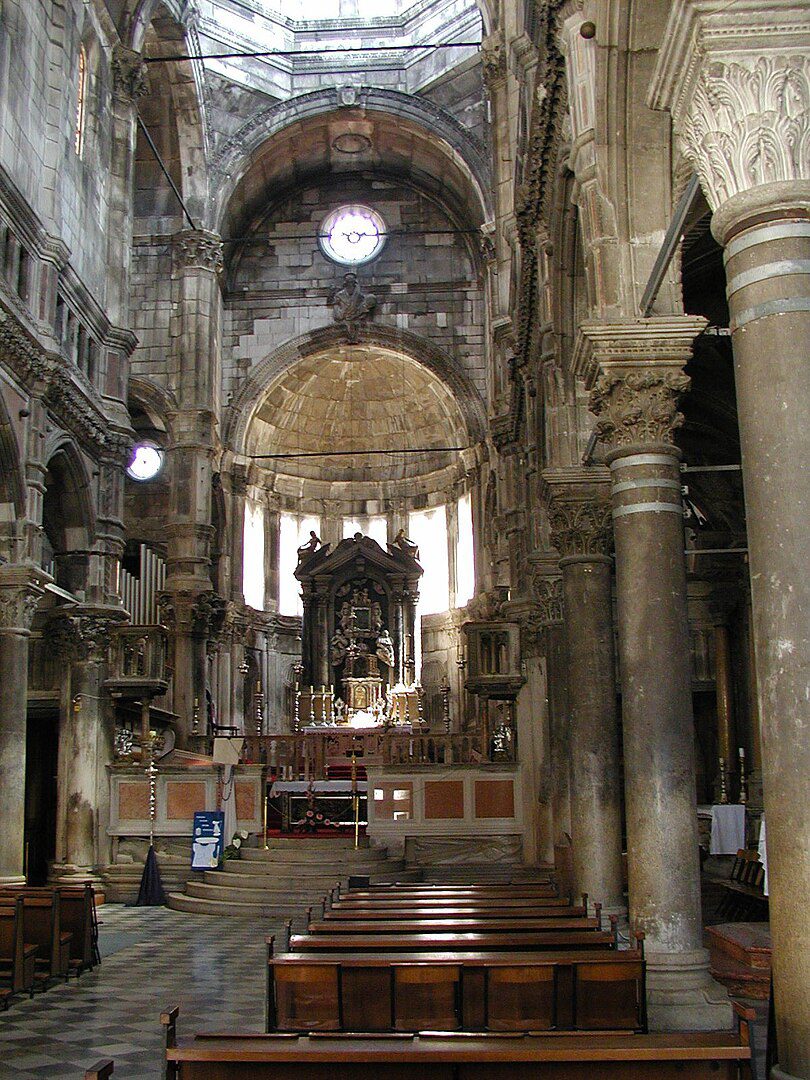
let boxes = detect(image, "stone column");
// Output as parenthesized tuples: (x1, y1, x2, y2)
(545, 469, 624, 916)
(49, 609, 125, 880)
(163, 229, 223, 740)
(651, 10, 810, 1070)
(0, 567, 44, 884)
(586, 317, 731, 1032)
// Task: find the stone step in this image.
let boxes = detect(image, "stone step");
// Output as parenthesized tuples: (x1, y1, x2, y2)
(240, 847, 393, 864)
(219, 861, 391, 881)
(166, 891, 314, 919)
(185, 880, 326, 904)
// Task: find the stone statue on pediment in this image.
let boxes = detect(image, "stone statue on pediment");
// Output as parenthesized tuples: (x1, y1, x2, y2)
(330, 272, 376, 342)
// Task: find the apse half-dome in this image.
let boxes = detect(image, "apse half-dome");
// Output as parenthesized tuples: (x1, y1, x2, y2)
(245, 346, 470, 484)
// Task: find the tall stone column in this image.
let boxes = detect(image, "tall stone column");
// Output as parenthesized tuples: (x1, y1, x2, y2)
(0, 567, 44, 884)
(545, 469, 624, 916)
(586, 317, 731, 1032)
(49, 610, 125, 880)
(651, 8, 810, 1071)
(163, 230, 223, 740)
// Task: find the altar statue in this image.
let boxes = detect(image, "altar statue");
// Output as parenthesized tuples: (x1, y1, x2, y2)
(389, 528, 419, 561)
(376, 628, 395, 669)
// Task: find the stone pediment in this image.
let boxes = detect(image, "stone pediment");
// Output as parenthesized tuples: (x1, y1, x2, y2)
(295, 533, 422, 584)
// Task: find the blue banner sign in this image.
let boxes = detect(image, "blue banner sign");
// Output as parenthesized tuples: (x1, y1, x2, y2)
(191, 810, 225, 869)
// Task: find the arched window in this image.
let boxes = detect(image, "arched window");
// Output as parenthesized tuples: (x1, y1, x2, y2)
(75, 46, 87, 157)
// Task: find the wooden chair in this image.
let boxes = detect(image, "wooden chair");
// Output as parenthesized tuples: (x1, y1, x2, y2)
(0, 898, 38, 999)
(716, 850, 768, 921)
(59, 883, 99, 973)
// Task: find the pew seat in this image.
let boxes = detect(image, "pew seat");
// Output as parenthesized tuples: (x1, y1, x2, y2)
(287, 930, 616, 953)
(0, 899, 38, 999)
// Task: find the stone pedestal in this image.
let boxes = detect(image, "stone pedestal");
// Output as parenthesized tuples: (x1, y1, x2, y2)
(0, 567, 45, 883)
(545, 470, 624, 916)
(587, 318, 732, 1032)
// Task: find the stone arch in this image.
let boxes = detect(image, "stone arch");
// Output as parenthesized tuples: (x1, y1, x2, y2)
(0, 391, 25, 560)
(225, 323, 488, 459)
(127, 376, 176, 433)
(212, 88, 492, 236)
(41, 439, 96, 593)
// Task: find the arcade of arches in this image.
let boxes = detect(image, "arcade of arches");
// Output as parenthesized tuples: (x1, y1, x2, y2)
(0, 0, 808, 1076)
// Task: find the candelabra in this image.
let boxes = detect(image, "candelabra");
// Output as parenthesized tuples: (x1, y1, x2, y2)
(191, 696, 200, 736)
(738, 746, 748, 805)
(293, 662, 304, 733)
(718, 756, 729, 804)
(255, 679, 264, 737)
(440, 674, 452, 734)
(145, 736, 158, 848)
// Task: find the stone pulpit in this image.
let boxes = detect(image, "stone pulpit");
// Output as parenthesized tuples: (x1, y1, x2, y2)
(295, 533, 423, 710)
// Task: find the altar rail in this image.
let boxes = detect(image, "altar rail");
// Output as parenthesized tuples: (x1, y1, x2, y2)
(241, 731, 510, 778)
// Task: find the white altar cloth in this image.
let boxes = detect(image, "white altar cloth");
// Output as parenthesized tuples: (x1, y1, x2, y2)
(758, 817, 768, 896)
(710, 803, 746, 854)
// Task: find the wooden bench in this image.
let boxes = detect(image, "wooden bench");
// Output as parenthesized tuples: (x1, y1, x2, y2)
(716, 850, 768, 921)
(338, 884, 559, 901)
(0, 897, 38, 1002)
(267, 946, 647, 1034)
(160, 1006, 753, 1079)
(0, 889, 72, 985)
(324, 903, 588, 920)
(286, 928, 617, 953)
(306, 915, 603, 936)
(84, 1062, 114, 1079)
(2, 882, 98, 974)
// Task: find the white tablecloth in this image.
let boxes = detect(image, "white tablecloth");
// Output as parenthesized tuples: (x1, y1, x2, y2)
(710, 803, 746, 854)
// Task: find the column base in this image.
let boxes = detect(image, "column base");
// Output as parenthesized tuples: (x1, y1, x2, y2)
(0, 872, 26, 886)
(646, 948, 734, 1032)
(50, 863, 104, 888)
(770, 1069, 804, 1080)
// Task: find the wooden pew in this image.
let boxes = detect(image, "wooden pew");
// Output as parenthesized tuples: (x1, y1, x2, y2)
(0, 883, 97, 976)
(162, 1007, 754, 1080)
(323, 904, 588, 920)
(287, 929, 617, 953)
(84, 1062, 114, 1079)
(0, 889, 72, 984)
(0, 897, 38, 1001)
(337, 884, 559, 901)
(267, 947, 647, 1034)
(306, 915, 603, 935)
(716, 850, 768, 921)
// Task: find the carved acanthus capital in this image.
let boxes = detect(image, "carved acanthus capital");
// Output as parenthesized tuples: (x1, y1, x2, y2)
(172, 230, 224, 275)
(112, 45, 150, 103)
(0, 573, 44, 631)
(648, 2, 810, 216)
(531, 575, 564, 626)
(589, 366, 691, 450)
(47, 611, 124, 663)
(548, 498, 612, 559)
(682, 56, 810, 211)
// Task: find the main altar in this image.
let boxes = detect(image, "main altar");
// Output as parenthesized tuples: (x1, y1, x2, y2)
(293, 532, 424, 729)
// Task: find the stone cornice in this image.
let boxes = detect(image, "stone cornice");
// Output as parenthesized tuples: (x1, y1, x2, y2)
(0, 307, 131, 458)
(648, 1, 810, 212)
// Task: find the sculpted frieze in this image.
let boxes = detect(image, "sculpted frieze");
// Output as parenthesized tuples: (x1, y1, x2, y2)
(47, 612, 121, 663)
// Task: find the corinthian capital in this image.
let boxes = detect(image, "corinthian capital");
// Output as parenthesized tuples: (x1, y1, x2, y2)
(172, 230, 224, 275)
(0, 568, 45, 632)
(47, 610, 126, 663)
(544, 477, 612, 562)
(112, 45, 150, 103)
(649, 2, 810, 216)
(589, 367, 691, 450)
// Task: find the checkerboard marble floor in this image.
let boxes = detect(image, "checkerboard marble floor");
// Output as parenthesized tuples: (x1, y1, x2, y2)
(0, 905, 287, 1079)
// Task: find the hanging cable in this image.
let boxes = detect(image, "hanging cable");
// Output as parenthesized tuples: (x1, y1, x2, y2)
(136, 116, 197, 230)
(144, 42, 482, 64)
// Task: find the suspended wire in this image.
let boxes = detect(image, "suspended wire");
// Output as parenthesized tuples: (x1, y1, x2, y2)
(144, 42, 482, 64)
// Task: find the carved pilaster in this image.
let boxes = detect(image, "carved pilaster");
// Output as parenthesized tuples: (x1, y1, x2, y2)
(112, 45, 150, 103)
(481, 32, 508, 93)
(172, 230, 224, 275)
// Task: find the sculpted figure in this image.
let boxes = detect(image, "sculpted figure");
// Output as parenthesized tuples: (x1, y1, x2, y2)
(389, 528, 420, 561)
(331, 272, 376, 341)
(376, 628, 395, 669)
(297, 530, 321, 560)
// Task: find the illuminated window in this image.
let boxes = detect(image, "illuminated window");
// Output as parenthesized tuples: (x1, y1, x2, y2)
(243, 502, 266, 610)
(126, 443, 163, 482)
(75, 46, 87, 157)
(342, 515, 388, 547)
(408, 505, 449, 616)
(279, 512, 321, 616)
(455, 492, 475, 607)
(319, 205, 386, 266)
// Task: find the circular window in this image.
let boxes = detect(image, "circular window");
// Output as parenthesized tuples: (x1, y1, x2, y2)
(319, 205, 386, 266)
(127, 443, 164, 482)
